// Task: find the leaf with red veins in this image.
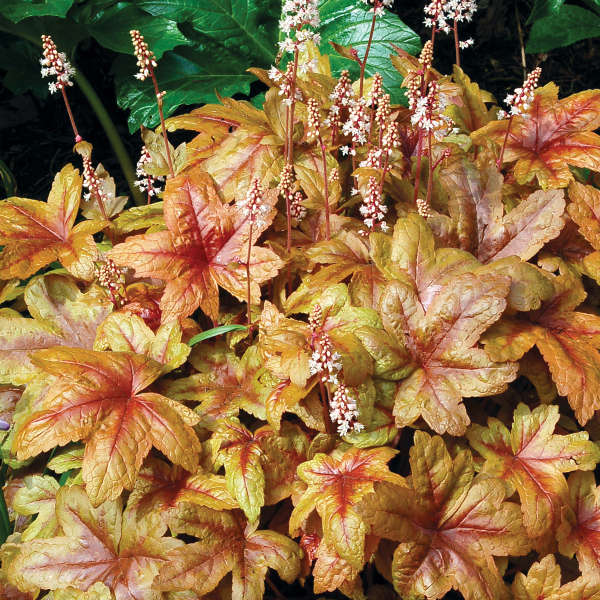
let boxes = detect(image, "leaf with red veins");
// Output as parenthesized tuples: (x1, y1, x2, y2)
(360, 432, 529, 600)
(285, 230, 373, 315)
(568, 181, 600, 250)
(156, 504, 301, 600)
(0, 164, 106, 280)
(12, 474, 61, 541)
(468, 403, 600, 545)
(214, 419, 308, 522)
(127, 457, 237, 523)
(381, 271, 517, 436)
(166, 97, 280, 202)
(0, 273, 112, 385)
(558, 471, 600, 580)
(162, 343, 269, 430)
(94, 312, 190, 374)
(472, 84, 600, 189)
(312, 537, 378, 598)
(2, 485, 182, 600)
(109, 170, 283, 322)
(290, 446, 404, 569)
(483, 269, 600, 424)
(477, 189, 565, 263)
(13, 348, 200, 506)
(372, 213, 481, 311)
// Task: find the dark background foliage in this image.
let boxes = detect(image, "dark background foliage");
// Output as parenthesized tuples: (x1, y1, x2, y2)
(1, 0, 599, 204)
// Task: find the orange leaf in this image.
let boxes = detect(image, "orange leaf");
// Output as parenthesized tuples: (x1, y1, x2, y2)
(156, 505, 301, 600)
(468, 403, 600, 544)
(109, 171, 283, 322)
(2, 485, 181, 600)
(472, 84, 600, 189)
(13, 348, 200, 505)
(290, 446, 403, 569)
(483, 269, 600, 424)
(0, 274, 112, 385)
(0, 165, 106, 280)
(558, 471, 600, 581)
(360, 432, 529, 600)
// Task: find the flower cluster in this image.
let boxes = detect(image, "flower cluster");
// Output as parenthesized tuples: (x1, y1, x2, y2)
(82, 156, 109, 214)
(498, 67, 542, 119)
(95, 259, 126, 307)
(410, 81, 454, 140)
(330, 384, 364, 436)
(359, 176, 388, 233)
(306, 98, 321, 142)
(238, 179, 271, 229)
(309, 331, 342, 385)
(279, 0, 321, 54)
(290, 191, 308, 222)
(368, 73, 384, 108)
(424, 0, 477, 32)
(417, 197, 434, 218)
(341, 99, 370, 153)
(326, 70, 353, 130)
(269, 63, 303, 106)
(40, 35, 75, 94)
(134, 146, 164, 198)
(359, 0, 393, 17)
(309, 304, 323, 331)
(130, 30, 157, 81)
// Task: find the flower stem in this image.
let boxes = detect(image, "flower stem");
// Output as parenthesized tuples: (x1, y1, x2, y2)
(74, 70, 144, 206)
(453, 20, 460, 67)
(413, 130, 424, 203)
(60, 88, 81, 142)
(319, 136, 331, 240)
(359, 6, 378, 98)
(285, 47, 300, 255)
(319, 379, 334, 434)
(150, 68, 174, 178)
(246, 221, 253, 327)
(497, 114, 514, 169)
(425, 130, 434, 207)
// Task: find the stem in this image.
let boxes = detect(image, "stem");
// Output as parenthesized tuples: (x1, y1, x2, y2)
(413, 130, 424, 203)
(60, 88, 81, 142)
(150, 68, 174, 178)
(453, 20, 460, 67)
(74, 70, 145, 206)
(425, 130, 434, 207)
(319, 136, 331, 240)
(359, 7, 378, 98)
(319, 379, 334, 434)
(0, 26, 144, 206)
(246, 220, 253, 327)
(497, 115, 514, 169)
(285, 47, 300, 256)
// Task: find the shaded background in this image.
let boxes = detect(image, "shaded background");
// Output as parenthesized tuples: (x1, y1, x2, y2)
(1, 0, 599, 204)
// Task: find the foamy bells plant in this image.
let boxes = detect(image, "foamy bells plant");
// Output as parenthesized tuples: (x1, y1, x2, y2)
(4, 1, 600, 599)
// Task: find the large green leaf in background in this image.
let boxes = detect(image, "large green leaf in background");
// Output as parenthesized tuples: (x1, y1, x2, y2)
(0, 0, 420, 131)
(526, 3, 600, 53)
(114, 47, 256, 132)
(117, 0, 419, 130)
(526, 0, 565, 24)
(81, 3, 190, 57)
(0, 0, 74, 23)
(319, 0, 420, 104)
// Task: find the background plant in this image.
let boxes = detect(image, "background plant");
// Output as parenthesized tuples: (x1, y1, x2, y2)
(1, 0, 600, 599)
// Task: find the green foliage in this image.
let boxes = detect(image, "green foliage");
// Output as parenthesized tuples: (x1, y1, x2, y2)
(0, 0, 419, 131)
(527, 0, 600, 53)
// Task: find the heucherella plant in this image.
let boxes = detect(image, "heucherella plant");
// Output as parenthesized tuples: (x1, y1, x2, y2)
(2, 0, 600, 598)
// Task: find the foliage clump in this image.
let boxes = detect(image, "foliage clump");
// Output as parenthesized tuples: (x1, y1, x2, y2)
(2, 1, 600, 599)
